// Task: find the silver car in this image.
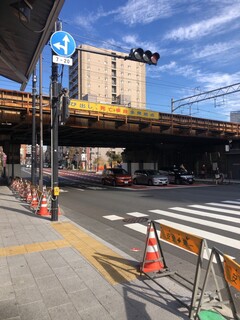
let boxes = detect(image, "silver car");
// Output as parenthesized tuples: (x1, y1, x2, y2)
(133, 169, 168, 186)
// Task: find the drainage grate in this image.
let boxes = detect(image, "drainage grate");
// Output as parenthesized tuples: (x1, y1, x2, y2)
(122, 217, 149, 223)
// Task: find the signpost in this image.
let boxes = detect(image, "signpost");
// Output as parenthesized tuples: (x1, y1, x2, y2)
(49, 28, 76, 221)
(50, 31, 76, 57)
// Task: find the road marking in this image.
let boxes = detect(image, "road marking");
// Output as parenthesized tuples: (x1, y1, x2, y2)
(123, 222, 230, 261)
(149, 209, 240, 234)
(103, 215, 123, 221)
(154, 219, 240, 249)
(223, 200, 240, 205)
(190, 204, 240, 215)
(87, 187, 106, 190)
(206, 202, 240, 209)
(126, 212, 148, 217)
(170, 207, 240, 224)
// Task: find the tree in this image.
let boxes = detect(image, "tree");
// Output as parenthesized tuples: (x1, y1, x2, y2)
(106, 151, 122, 167)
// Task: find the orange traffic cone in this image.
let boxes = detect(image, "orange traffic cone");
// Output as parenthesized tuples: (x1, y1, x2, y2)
(26, 188, 32, 203)
(31, 190, 38, 209)
(37, 193, 50, 216)
(140, 221, 164, 274)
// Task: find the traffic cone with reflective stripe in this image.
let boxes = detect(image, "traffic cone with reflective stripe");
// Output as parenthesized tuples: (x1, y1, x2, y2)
(140, 221, 164, 273)
(37, 192, 50, 216)
(26, 188, 32, 203)
(31, 189, 38, 209)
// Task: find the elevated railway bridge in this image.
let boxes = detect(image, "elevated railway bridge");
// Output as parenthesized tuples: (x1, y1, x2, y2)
(0, 89, 240, 179)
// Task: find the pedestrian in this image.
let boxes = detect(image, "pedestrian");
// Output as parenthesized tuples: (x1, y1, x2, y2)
(215, 167, 220, 184)
(200, 164, 206, 179)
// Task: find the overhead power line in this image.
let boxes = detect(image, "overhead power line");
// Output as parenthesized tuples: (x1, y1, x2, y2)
(171, 82, 240, 113)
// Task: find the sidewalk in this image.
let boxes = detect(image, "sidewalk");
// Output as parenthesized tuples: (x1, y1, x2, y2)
(0, 185, 189, 320)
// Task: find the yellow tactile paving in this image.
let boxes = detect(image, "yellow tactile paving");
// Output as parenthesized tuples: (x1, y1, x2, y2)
(0, 221, 139, 285)
(0, 240, 70, 257)
(5, 245, 26, 256)
(25, 243, 43, 253)
(52, 222, 139, 285)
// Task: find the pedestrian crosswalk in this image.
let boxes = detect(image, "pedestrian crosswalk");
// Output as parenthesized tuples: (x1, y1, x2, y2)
(103, 199, 240, 261)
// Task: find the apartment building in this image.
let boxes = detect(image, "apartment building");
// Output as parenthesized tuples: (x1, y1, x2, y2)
(230, 111, 240, 123)
(69, 44, 146, 109)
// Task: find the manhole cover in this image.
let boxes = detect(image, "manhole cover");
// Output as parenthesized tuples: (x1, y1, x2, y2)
(122, 217, 148, 223)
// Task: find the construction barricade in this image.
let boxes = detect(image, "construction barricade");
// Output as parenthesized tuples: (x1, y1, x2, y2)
(140, 220, 222, 320)
(196, 247, 240, 320)
(9, 178, 62, 219)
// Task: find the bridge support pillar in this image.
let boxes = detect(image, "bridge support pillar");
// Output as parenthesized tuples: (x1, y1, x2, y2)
(3, 142, 21, 179)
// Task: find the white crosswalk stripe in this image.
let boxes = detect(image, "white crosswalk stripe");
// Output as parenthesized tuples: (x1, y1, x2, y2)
(149, 209, 240, 234)
(170, 207, 240, 224)
(103, 199, 240, 261)
(223, 200, 240, 205)
(206, 202, 240, 209)
(189, 204, 240, 215)
(153, 219, 239, 249)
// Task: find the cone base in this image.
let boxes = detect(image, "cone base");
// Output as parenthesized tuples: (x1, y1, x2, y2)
(141, 262, 164, 274)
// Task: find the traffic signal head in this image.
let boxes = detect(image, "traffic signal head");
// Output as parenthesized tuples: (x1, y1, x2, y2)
(129, 48, 160, 65)
(59, 90, 70, 125)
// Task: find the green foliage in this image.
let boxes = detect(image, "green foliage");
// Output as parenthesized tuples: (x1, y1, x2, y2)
(106, 151, 122, 164)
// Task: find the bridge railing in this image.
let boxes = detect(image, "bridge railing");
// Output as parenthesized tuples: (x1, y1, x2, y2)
(0, 88, 240, 136)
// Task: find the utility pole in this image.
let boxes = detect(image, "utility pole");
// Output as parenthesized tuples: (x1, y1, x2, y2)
(51, 21, 61, 221)
(31, 67, 37, 185)
(38, 53, 43, 191)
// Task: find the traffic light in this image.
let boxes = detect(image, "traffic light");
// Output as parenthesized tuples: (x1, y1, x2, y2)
(59, 88, 70, 125)
(128, 48, 160, 65)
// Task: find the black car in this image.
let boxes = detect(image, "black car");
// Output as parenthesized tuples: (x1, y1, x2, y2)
(160, 167, 194, 184)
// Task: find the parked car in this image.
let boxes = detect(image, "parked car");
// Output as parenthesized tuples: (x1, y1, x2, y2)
(160, 166, 194, 184)
(133, 169, 168, 186)
(102, 168, 132, 186)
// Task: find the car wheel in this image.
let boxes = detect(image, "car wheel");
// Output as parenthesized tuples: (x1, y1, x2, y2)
(148, 179, 153, 186)
(133, 178, 137, 185)
(112, 180, 116, 187)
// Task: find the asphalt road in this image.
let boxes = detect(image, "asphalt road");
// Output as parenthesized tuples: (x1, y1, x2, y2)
(22, 168, 240, 267)
(56, 171, 240, 269)
(22, 168, 240, 312)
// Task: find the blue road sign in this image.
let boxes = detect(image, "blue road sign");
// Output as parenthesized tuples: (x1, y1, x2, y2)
(50, 31, 76, 57)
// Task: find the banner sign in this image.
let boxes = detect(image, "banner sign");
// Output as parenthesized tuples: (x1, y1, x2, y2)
(69, 99, 159, 119)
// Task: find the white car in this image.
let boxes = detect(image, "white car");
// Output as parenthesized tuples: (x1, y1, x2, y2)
(133, 169, 168, 186)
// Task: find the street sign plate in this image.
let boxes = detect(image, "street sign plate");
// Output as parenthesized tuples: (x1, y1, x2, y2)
(50, 31, 76, 57)
(53, 55, 73, 66)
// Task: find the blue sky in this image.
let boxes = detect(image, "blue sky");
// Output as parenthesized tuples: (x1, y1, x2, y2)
(1, 0, 240, 121)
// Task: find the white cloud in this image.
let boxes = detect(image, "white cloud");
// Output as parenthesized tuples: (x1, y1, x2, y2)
(164, 3, 240, 41)
(116, 0, 174, 25)
(122, 34, 159, 53)
(196, 72, 240, 90)
(191, 41, 240, 59)
(158, 61, 176, 72)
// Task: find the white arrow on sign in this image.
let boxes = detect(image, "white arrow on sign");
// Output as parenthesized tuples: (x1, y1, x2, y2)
(53, 35, 70, 56)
